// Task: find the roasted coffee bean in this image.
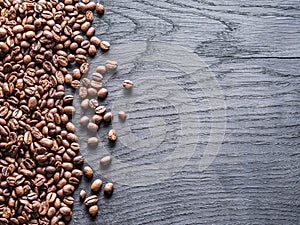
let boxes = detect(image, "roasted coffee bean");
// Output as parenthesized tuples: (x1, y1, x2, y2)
(104, 182, 114, 196)
(79, 190, 86, 200)
(122, 80, 134, 89)
(98, 88, 108, 99)
(96, 3, 105, 15)
(83, 166, 93, 178)
(95, 106, 106, 115)
(118, 111, 127, 120)
(88, 205, 99, 217)
(108, 129, 117, 141)
(79, 116, 90, 126)
(80, 62, 90, 74)
(90, 36, 101, 47)
(79, 87, 88, 98)
(100, 155, 112, 166)
(87, 123, 98, 132)
(89, 99, 99, 109)
(87, 87, 98, 97)
(103, 112, 113, 122)
(91, 72, 103, 81)
(88, 45, 97, 56)
(100, 41, 110, 51)
(73, 156, 85, 166)
(105, 60, 118, 70)
(80, 99, 89, 110)
(92, 115, 102, 125)
(82, 78, 91, 87)
(88, 137, 98, 147)
(91, 179, 103, 192)
(84, 195, 98, 206)
(90, 80, 102, 89)
(66, 122, 76, 133)
(71, 80, 81, 89)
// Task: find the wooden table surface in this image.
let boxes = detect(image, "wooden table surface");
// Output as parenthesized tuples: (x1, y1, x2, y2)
(71, 0, 300, 224)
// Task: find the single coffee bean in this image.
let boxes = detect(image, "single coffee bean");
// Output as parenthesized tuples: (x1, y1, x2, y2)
(96, 3, 105, 15)
(108, 129, 117, 141)
(79, 116, 90, 126)
(90, 36, 101, 47)
(66, 122, 76, 133)
(82, 78, 91, 87)
(100, 41, 110, 51)
(90, 80, 102, 89)
(80, 63, 90, 74)
(73, 155, 85, 166)
(100, 155, 112, 166)
(91, 72, 103, 82)
(87, 88, 98, 97)
(79, 190, 86, 200)
(105, 60, 118, 70)
(81, 99, 90, 110)
(92, 115, 102, 125)
(97, 88, 108, 99)
(88, 45, 97, 56)
(118, 111, 127, 120)
(84, 195, 98, 206)
(71, 80, 81, 89)
(91, 179, 103, 192)
(88, 205, 99, 217)
(103, 112, 113, 122)
(89, 99, 99, 109)
(103, 182, 114, 196)
(72, 69, 82, 80)
(63, 184, 75, 195)
(87, 123, 98, 132)
(83, 166, 93, 178)
(64, 106, 76, 114)
(88, 137, 98, 147)
(95, 66, 106, 75)
(122, 80, 134, 89)
(95, 106, 106, 115)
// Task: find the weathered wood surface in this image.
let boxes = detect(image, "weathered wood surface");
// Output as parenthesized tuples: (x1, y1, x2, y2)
(71, 0, 300, 224)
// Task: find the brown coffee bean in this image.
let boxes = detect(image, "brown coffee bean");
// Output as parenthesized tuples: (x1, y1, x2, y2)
(73, 155, 85, 166)
(88, 205, 99, 217)
(104, 182, 114, 196)
(118, 111, 127, 120)
(80, 62, 90, 74)
(66, 122, 76, 133)
(100, 41, 110, 51)
(95, 66, 106, 74)
(79, 190, 86, 200)
(105, 60, 118, 70)
(88, 45, 97, 56)
(87, 88, 98, 97)
(64, 106, 76, 114)
(65, 74, 73, 85)
(108, 129, 117, 141)
(79, 116, 90, 126)
(97, 88, 108, 99)
(83, 166, 93, 178)
(87, 123, 98, 132)
(90, 36, 101, 47)
(28, 96, 38, 110)
(95, 106, 106, 115)
(84, 195, 98, 206)
(100, 155, 112, 166)
(79, 87, 88, 98)
(92, 115, 102, 125)
(82, 78, 91, 87)
(63, 184, 75, 195)
(88, 137, 98, 147)
(81, 99, 89, 110)
(91, 179, 103, 192)
(89, 99, 99, 109)
(71, 80, 81, 89)
(72, 69, 82, 80)
(103, 112, 113, 122)
(96, 3, 105, 15)
(91, 72, 103, 81)
(122, 80, 134, 89)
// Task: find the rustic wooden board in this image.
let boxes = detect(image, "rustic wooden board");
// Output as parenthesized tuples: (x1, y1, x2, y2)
(71, 0, 300, 224)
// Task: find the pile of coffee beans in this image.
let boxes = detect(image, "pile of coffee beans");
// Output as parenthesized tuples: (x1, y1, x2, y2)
(0, 0, 113, 223)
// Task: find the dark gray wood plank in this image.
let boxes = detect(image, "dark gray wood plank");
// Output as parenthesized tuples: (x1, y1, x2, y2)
(71, 0, 300, 224)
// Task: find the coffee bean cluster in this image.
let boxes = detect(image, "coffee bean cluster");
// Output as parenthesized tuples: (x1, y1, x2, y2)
(0, 0, 107, 224)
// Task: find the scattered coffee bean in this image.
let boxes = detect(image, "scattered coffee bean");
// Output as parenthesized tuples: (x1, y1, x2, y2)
(91, 179, 103, 192)
(92, 115, 103, 125)
(80, 116, 90, 126)
(89, 99, 99, 109)
(108, 129, 117, 141)
(104, 183, 114, 196)
(87, 123, 99, 133)
(96, 3, 105, 15)
(80, 190, 87, 200)
(88, 87, 98, 97)
(100, 41, 111, 51)
(81, 99, 90, 110)
(84, 195, 98, 207)
(96, 66, 106, 75)
(98, 88, 108, 99)
(103, 112, 113, 122)
(100, 156, 112, 166)
(105, 60, 118, 70)
(118, 111, 127, 120)
(83, 166, 94, 179)
(95, 106, 107, 115)
(122, 80, 134, 89)
(88, 205, 99, 217)
(88, 137, 99, 147)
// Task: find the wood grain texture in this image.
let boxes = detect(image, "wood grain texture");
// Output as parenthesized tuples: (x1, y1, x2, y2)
(71, 0, 300, 224)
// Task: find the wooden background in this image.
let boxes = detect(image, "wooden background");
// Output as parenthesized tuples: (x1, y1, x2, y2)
(71, 0, 300, 224)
